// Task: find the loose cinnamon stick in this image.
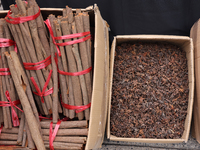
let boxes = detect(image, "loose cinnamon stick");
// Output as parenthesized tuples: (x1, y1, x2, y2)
(42, 128, 88, 136)
(72, 22, 90, 120)
(22, 122, 27, 147)
(1, 127, 19, 134)
(44, 141, 83, 148)
(0, 141, 17, 145)
(0, 107, 3, 124)
(5, 51, 45, 150)
(17, 113, 25, 145)
(43, 136, 86, 144)
(75, 14, 92, 103)
(61, 21, 84, 120)
(40, 120, 87, 129)
(25, 120, 35, 149)
(0, 133, 18, 140)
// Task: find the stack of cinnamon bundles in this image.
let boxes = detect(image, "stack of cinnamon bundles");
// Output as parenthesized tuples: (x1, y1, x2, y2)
(0, 0, 93, 149)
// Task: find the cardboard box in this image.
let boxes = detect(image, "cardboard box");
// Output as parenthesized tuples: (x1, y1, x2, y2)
(0, 4, 109, 150)
(107, 35, 194, 143)
(191, 19, 200, 144)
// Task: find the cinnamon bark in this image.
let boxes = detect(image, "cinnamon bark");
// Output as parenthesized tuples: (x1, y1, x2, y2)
(42, 128, 88, 136)
(0, 133, 18, 140)
(22, 122, 27, 147)
(25, 119, 35, 149)
(0, 141, 17, 145)
(75, 14, 92, 103)
(0, 21, 12, 129)
(43, 136, 86, 144)
(50, 33, 59, 123)
(5, 51, 45, 150)
(40, 120, 87, 129)
(53, 19, 69, 118)
(7, 21, 47, 115)
(1, 127, 19, 134)
(44, 141, 83, 148)
(72, 22, 90, 120)
(61, 21, 84, 120)
(17, 113, 25, 145)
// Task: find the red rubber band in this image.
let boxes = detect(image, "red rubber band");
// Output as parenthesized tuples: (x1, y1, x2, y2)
(0, 124, 3, 134)
(44, 19, 91, 57)
(0, 68, 11, 76)
(5, 5, 40, 24)
(23, 55, 51, 70)
(61, 101, 91, 113)
(49, 117, 69, 150)
(55, 53, 92, 76)
(0, 91, 23, 127)
(0, 38, 17, 53)
(31, 70, 53, 103)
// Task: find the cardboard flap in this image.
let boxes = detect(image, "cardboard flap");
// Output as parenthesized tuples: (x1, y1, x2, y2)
(85, 4, 109, 150)
(190, 19, 200, 143)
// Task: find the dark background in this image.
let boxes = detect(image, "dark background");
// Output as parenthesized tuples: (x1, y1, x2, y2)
(2, 0, 200, 38)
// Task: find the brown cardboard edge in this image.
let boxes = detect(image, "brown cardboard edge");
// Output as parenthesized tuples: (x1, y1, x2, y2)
(107, 35, 194, 143)
(85, 4, 109, 150)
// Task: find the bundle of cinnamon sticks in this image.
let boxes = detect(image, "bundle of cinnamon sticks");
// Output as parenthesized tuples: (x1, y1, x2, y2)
(0, 0, 94, 149)
(48, 6, 92, 121)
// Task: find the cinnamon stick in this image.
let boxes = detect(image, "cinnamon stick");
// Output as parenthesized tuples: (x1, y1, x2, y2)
(25, 119, 35, 149)
(44, 141, 83, 148)
(22, 122, 27, 147)
(17, 113, 25, 145)
(61, 21, 84, 120)
(0, 141, 17, 145)
(75, 14, 92, 103)
(53, 19, 69, 118)
(1, 127, 19, 134)
(0, 133, 18, 140)
(72, 22, 90, 120)
(0, 21, 12, 129)
(43, 136, 86, 144)
(40, 120, 87, 129)
(5, 51, 45, 150)
(42, 128, 88, 136)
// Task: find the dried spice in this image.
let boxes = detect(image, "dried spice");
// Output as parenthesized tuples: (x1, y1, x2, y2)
(110, 42, 189, 139)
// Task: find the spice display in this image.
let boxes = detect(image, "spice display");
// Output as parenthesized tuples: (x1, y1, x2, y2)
(110, 42, 189, 139)
(0, 0, 93, 149)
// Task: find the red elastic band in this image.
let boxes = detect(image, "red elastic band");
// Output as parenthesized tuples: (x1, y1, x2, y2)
(55, 53, 92, 76)
(0, 124, 3, 134)
(49, 117, 69, 150)
(0, 91, 23, 127)
(23, 55, 51, 70)
(44, 19, 91, 57)
(0, 38, 17, 53)
(0, 68, 11, 76)
(5, 5, 40, 24)
(31, 70, 53, 103)
(61, 101, 91, 113)
(39, 115, 52, 121)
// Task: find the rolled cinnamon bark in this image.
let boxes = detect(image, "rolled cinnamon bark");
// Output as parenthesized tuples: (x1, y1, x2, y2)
(17, 113, 25, 145)
(72, 22, 90, 120)
(1, 127, 19, 134)
(61, 21, 84, 120)
(5, 51, 45, 150)
(44, 141, 83, 148)
(25, 119, 35, 149)
(0, 107, 3, 124)
(42, 128, 88, 136)
(0, 133, 18, 140)
(75, 14, 92, 103)
(43, 136, 86, 144)
(40, 120, 87, 129)
(21, 122, 27, 147)
(0, 140, 17, 145)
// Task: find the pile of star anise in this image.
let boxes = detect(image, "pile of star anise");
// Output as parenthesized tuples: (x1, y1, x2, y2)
(110, 42, 189, 139)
